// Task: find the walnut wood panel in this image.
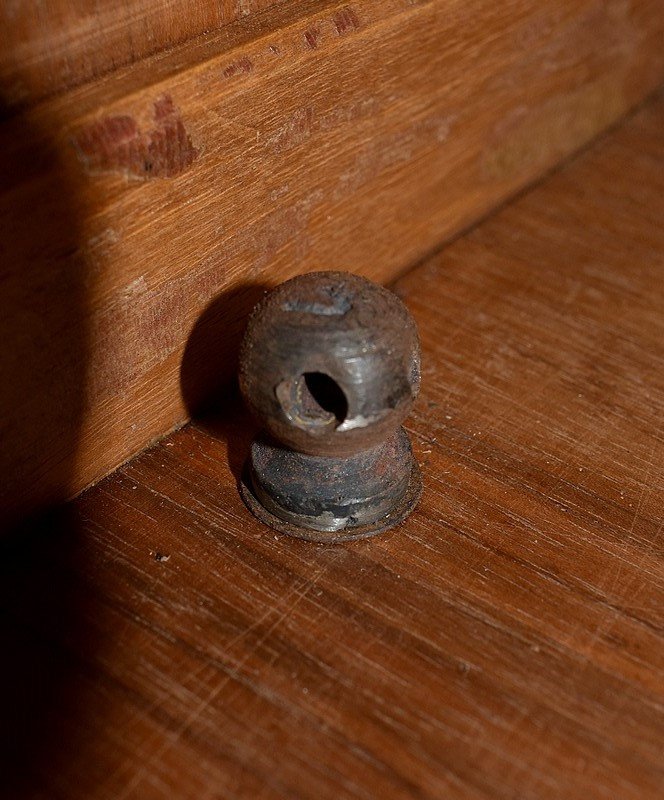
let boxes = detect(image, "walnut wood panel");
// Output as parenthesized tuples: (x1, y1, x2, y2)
(2, 91, 662, 799)
(1, 0, 663, 526)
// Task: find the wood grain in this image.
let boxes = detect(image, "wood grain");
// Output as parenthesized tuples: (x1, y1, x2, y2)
(0, 0, 291, 112)
(1, 0, 663, 525)
(2, 92, 662, 798)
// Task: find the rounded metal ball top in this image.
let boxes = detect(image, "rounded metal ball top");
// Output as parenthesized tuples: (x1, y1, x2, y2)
(239, 271, 422, 543)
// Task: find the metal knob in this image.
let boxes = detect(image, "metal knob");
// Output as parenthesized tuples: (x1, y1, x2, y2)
(239, 271, 422, 543)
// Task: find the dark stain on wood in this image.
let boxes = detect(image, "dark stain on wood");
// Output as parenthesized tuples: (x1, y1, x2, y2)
(73, 94, 199, 179)
(303, 25, 321, 49)
(334, 7, 360, 35)
(222, 56, 254, 79)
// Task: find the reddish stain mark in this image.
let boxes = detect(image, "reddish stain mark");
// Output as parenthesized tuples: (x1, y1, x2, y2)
(74, 95, 199, 179)
(222, 56, 253, 78)
(334, 7, 360, 35)
(304, 26, 321, 49)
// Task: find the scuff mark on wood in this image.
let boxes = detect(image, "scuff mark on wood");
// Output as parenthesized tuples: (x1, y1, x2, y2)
(265, 97, 380, 153)
(73, 94, 199, 179)
(334, 7, 360, 36)
(223, 57, 253, 79)
(332, 111, 456, 200)
(484, 77, 624, 180)
(303, 26, 321, 49)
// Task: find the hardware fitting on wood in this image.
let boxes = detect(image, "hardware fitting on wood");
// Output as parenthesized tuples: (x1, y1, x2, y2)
(239, 271, 422, 543)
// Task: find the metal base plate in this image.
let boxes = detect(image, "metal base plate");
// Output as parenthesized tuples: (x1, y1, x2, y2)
(240, 458, 422, 544)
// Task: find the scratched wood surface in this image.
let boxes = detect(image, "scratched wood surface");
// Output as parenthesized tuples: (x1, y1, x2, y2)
(2, 91, 662, 799)
(2, 0, 664, 526)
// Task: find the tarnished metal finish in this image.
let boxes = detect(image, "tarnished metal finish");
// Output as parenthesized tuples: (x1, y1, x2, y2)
(239, 271, 420, 457)
(239, 271, 421, 542)
(240, 456, 422, 544)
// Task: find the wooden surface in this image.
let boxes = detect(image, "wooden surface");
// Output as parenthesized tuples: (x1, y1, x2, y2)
(2, 92, 662, 799)
(1, 0, 664, 526)
(0, 0, 290, 112)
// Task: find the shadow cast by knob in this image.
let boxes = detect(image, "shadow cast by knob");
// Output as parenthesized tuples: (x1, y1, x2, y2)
(179, 282, 269, 482)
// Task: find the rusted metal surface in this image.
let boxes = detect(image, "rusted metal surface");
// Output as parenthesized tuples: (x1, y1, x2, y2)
(238, 271, 421, 542)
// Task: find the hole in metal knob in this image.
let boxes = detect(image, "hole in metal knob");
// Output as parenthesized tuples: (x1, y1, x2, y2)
(277, 371, 348, 429)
